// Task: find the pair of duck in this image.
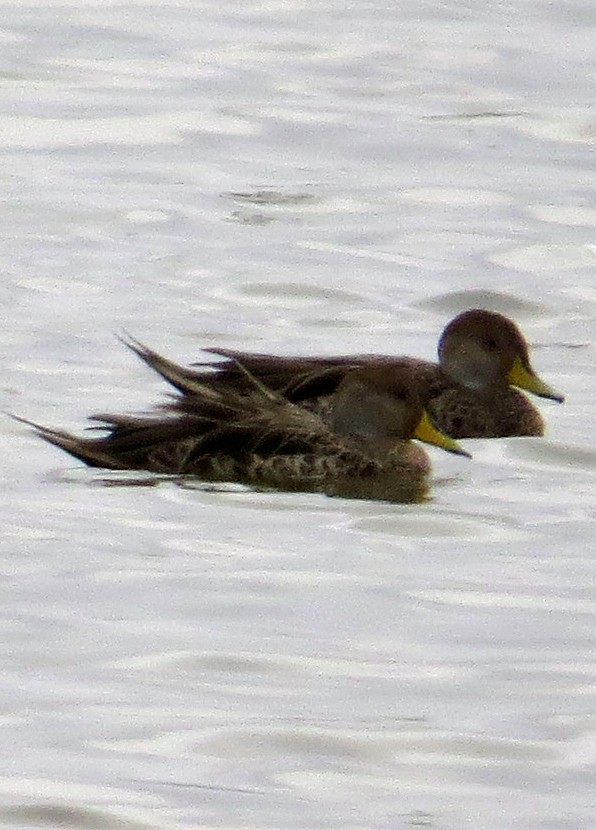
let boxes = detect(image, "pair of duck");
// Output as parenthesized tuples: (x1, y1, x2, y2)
(21, 309, 564, 503)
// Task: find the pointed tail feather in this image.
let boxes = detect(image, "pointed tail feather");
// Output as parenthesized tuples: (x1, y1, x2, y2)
(120, 334, 288, 407)
(119, 333, 211, 395)
(9, 414, 124, 469)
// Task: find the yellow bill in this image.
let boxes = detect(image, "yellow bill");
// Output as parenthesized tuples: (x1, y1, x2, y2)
(508, 356, 564, 402)
(414, 411, 471, 458)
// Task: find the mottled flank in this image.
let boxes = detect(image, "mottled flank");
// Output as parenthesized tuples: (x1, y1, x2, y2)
(131, 309, 563, 439)
(18, 363, 469, 504)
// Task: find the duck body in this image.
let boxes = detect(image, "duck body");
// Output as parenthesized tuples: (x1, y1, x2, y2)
(132, 309, 563, 439)
(20, 364, 467, 503)
(194, 352, 546, 439)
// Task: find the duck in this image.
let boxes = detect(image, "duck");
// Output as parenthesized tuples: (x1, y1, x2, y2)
(17, 363, 469, 503)
(125, 309, 564, 438)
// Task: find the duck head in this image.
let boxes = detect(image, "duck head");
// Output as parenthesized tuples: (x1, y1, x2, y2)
(438, 309, 564, 402)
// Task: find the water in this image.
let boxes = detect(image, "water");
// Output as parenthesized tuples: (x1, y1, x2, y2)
(1, 1, 595, 828)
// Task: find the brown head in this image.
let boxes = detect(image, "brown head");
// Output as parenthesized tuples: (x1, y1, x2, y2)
(330, 364, 470, 456)
(438, 309, 564, 402)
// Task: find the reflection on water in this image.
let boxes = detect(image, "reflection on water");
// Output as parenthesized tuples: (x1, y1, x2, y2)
(225, 191, 318, 206)
(1, 0, 595, 828)
(414, 290, 550, 317)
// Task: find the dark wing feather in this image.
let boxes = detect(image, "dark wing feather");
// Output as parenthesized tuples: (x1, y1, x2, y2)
(120, 335, 216, 395)
(199, 348, 370, 395)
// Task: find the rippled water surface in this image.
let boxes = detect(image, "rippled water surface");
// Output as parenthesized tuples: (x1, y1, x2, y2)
(1, 1, 595, 828)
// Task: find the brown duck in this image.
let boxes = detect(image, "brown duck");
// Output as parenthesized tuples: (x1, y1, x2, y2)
(17, 363, 468, 504)
(127, 309, 564, 438)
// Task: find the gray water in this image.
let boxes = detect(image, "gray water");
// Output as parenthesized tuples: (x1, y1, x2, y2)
(1, 1, 595, 828)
